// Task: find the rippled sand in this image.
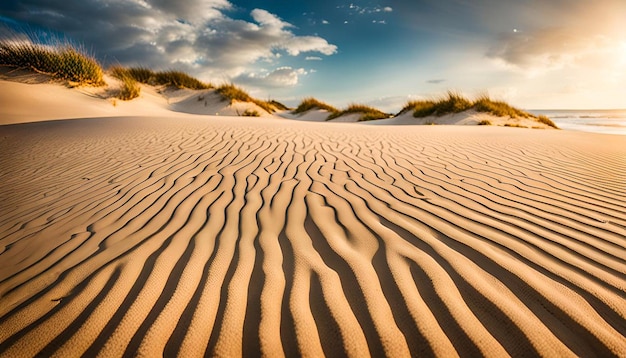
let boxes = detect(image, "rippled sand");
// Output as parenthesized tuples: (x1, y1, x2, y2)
(1, 116, 625, 357)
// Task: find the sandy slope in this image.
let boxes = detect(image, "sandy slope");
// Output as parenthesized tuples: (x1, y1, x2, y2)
(0, 115, 624, 357)
(0, 72, 275, 125)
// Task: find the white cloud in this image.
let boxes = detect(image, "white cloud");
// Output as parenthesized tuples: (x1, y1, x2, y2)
(487, 28, 625, 75)
(1, 1, 337, 83)
(306, 56, 323, 61)
(283, 36, 337, 56)
(322, 20, 330, 25)
(235, 67, 308, 87)
(383, 6, 393, 12)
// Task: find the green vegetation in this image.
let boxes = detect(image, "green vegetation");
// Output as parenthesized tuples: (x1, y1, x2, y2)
(293, 97, 339, 115)
(0, 33, 104, 86)
(327, 104, 390, 122)
(110, 66, 140, 100)
(477, 119, 492, 125)
(216, 83, 276, 113)
(401, 92, 558, 128)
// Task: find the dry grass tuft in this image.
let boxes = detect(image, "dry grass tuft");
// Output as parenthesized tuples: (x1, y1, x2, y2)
(216, 83, 276, 113)
(293, 97, 339, 114)
(110, 66, 140, 100)
(0, 31, 104, 86)
(327, 104, 390, 121)
(401, 92, 559, 128)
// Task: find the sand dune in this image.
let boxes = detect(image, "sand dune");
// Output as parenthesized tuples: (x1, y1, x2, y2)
(0, 116, 625, 357)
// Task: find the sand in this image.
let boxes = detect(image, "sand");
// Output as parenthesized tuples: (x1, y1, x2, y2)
(0, 79, 625, 357)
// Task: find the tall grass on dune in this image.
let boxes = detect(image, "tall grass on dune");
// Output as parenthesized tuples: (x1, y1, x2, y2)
(327, 104, 391, 121)
(268, 100, 290, 111)
(154, 70, 212, 90)
(293, 97, 339, 114)
(110, 66, 140, 100)
(216, 83, 276, 113)
(0, 32, 104, 86)
(401, 92, 558, 128)
(119, 66, 212, 90)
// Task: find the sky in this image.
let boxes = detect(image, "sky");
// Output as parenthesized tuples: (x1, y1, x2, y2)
(1, 0, 625, 111)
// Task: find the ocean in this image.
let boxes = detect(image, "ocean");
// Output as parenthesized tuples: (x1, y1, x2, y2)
(529, 109, 626, 136)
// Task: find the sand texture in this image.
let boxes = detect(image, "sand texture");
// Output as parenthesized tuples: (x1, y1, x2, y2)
(1, 116, 625, 357)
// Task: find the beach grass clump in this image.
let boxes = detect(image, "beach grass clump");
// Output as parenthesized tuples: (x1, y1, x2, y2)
(120, 67, 211, 90)
(399, 100, 437, 117)
(154, 70, 212, 90)
(216, 83, 275, 113)
(473, 95, 529, 119)
(0, 34, 104, 86)
(477, 119, 492, 126)
(293, 97, 339, 115)
(327, 104, 390, 121)
(401, 92, 558, 128)
(125, 67, 155, 84)
(110, 66, 140, 100)
(240, 109, 260, 117)
(401, 91, 472, 117)
(268, 100, 290, 111)
(536, 115, 558, 128)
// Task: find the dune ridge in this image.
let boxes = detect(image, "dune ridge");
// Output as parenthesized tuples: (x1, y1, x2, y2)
(0, 117, 625, 357)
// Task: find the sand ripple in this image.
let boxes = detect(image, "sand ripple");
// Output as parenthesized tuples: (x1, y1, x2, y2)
(1, 117, 625, 357)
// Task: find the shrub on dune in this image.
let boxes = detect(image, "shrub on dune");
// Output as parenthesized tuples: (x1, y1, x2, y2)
(327, 104, 390, 121)
(293, 97, 339, 115)
(0, 33, 104, 86)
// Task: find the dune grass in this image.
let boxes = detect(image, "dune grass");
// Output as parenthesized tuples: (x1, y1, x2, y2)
(240, 109, 260, 117)
(327, 104, 390, 122)
(268, 100, 290, 111)
(120, 67, 212, 90)
(401, 92, 558, 128)
(536, 115, 558, 128)
(0, 33, 104, 86)
(216, 83, 277, 113)
(110, 66, 140, 100)
(293, 97, 339, 115)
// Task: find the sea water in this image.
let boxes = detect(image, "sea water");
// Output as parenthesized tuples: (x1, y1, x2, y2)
(529, 110, 626, 135)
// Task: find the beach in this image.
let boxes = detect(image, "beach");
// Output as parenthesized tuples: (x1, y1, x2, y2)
(1, 113, 625, 357)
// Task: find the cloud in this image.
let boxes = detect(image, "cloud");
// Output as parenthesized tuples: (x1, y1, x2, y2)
(383, 7, 393, 12)
(234, 67, 308, 87)
(322, 20, 329, 25)
(426, 79, 446, 84)
(484, 0, 626, 75)
(305, 56, 323, 61)
(0, 0, 337, 81)
(487, 27, 624, 74)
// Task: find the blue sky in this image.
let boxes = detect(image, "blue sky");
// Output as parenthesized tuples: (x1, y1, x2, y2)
(1, 0, 625, 111)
